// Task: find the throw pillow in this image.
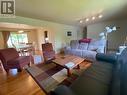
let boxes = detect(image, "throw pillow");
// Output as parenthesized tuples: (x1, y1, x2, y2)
(79, 38, 92, 43)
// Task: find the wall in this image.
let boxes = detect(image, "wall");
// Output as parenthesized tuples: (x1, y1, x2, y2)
(35, 25, 81, 52)
(36, 28, 55, 51)
(87, 19, 127, 50)
(54, 25, 82, 52)
(0, 16, 83, 52)
(0, 32, 4, 49)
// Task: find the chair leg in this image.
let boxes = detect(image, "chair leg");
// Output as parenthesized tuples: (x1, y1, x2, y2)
(29, 54, 33, 64)
(28, 63, 30, 67)
(17, 68, 22, 72)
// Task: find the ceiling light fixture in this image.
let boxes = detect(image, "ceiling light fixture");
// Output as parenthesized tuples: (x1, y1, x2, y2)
(18, 30, 24, 33)
(86, 18, 89, 22)
(92, 16, 95, 20)
(79, 14, 103, 23)
(79, 20, 83, 23)
(98, 14, 103, 18)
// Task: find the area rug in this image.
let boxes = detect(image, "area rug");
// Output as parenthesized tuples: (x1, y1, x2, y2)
(26, 62, 91, 94)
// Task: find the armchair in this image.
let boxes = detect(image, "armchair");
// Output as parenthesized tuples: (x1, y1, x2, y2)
(42, 43, 55, 63)
(0, 48, 30, 73)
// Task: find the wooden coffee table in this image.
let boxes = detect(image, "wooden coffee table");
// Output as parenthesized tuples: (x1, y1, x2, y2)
(52, 55, 84, 76)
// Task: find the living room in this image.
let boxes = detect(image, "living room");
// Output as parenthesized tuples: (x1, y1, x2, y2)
(0, 0, 127, 95)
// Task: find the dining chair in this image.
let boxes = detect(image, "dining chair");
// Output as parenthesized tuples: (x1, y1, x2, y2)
(25, 43, 35, 55)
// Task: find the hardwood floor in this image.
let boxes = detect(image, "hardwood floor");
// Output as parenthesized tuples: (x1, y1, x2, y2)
(0, 63, 45, 95)
(0, 50, 91, 95)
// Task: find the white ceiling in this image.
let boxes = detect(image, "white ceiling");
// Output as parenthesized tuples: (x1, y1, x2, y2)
(16, 0, 127, 26)
(0, 22, 38, 31)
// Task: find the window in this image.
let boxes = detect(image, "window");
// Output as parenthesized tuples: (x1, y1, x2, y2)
(8, 33, 28, 47)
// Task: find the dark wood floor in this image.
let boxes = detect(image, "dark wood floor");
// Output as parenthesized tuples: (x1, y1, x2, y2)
(0, 63, 45, 95)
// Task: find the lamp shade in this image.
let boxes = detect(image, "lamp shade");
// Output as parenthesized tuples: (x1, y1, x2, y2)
(105, 27, 110, 31)
(107, 29, 112, 33)
(45, 37, 49, 43)
(112, 26, 116, 31)
(45, 37, 49, 41)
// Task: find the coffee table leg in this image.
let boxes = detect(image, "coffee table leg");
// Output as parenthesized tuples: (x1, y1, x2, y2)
(67, 69, 71, 77)
(77, 64, 80, 69)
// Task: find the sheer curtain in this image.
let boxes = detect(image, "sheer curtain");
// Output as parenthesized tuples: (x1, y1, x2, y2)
(2, 31, 10, 48)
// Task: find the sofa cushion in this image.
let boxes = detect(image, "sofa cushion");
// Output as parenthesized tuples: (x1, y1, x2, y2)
(118, 48, 127, 95)
(52, 85, 75, 95)
(82, 50, 97, 60)
(83, 63, 113, 85)
(88, 39, 106, 53)
(64, 47, 82, 57)
(78, 43, 88, 50)
(110, 63, 120, 95)
(88, 45, 98, 51)
(7, 56, 30, 67)
(70, 40, 79, 49)
(70, 74, 109, 95)
(69, 61, 113, 95)
(0, 48, 19, 62)
(71, 49, 82, 57)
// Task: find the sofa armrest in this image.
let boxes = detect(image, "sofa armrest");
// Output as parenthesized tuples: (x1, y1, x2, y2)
(96, 53, 117, 63)
(64, 46, 71, 54)
(50, 85, 75, 95)
(64, 46, 71, 50)
(96, 46, 105, 53)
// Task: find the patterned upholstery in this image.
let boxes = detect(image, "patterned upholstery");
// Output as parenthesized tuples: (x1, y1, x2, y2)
(42, 43, 55, 63)
(42, 43, 54, 51)
(78, 43, 88, 50)
(0, 48, 30, 72)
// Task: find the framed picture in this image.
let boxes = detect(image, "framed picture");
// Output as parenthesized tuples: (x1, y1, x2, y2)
(67, 31, 72, 36)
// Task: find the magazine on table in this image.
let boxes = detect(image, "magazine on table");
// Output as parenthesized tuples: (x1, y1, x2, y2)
(65, 62, 75, 68)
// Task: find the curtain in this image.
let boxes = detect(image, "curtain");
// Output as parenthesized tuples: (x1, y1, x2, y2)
(2, 31, 10, 48)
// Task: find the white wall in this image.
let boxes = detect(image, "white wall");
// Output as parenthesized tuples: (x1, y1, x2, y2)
(35, 28, 55, 51)
(35, 26, 82, 52)
(87, 19, 127, 50)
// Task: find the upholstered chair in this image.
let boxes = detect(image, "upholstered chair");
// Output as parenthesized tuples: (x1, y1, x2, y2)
(0, 48, 30, 73)
(42, 43, 55, 63)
